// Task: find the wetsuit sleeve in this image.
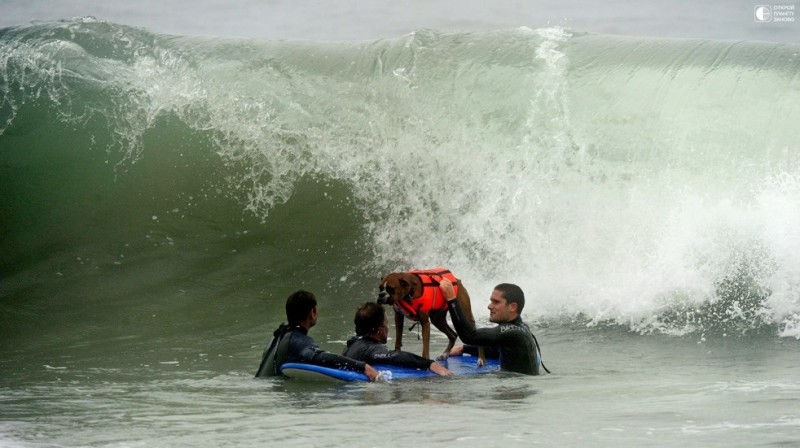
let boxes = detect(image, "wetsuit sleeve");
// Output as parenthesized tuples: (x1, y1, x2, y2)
(364, 344, 433, 370)
(303, 347, 367, 372)
(289, 333, 367, 372)
(448, 301, 504, 346)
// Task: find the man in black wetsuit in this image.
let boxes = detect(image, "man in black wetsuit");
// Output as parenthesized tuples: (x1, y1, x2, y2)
(439, 279, 548, 376)
(255, 290, 379, 381)
(343, 302, 453, 376)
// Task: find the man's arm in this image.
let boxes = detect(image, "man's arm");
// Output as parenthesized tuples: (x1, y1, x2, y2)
(447, 300, 504, 345)
(363, 344, 434, 370)
(291, 334, 378, 381)
(306, 348, 380, 381)
(305, 347, 367, 371)
(440, 278, 505, 346)
(350, 340, 452, 376)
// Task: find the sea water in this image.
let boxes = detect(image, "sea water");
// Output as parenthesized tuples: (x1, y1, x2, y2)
(1, 2, 799, 447)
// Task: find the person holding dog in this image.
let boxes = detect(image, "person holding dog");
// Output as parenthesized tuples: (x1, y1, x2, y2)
(343, 302, 454, 376)
(256, 290, 380, 382)
(439, 279, 549, 376)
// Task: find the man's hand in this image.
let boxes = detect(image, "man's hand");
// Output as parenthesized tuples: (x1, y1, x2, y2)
(429, 362, 454, 376)
(364, 364, 380, 382)
(439, 278, 457, 301)
(449, 345, 465, 356)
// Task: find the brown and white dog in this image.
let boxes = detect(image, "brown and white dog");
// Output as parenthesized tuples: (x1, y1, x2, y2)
(377, 268, 485, 366)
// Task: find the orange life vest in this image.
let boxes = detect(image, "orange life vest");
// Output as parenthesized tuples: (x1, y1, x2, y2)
(394, 268, 458, 321)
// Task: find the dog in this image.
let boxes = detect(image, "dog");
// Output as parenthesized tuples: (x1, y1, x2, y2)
(377, 268, 486, 366)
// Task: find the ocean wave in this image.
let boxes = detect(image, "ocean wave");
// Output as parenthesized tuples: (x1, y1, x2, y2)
(2, 18, 799, 338)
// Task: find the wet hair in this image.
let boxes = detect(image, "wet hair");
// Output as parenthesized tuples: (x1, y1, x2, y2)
(494, 283, 525, 314)
(354, 302, 386, 336)
(286, 290, 317, 326)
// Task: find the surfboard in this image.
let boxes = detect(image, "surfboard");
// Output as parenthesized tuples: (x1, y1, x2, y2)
(280, 354, 500, 383)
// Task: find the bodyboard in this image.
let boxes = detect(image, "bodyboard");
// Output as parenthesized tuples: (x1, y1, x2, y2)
(280, 354, 499, 383)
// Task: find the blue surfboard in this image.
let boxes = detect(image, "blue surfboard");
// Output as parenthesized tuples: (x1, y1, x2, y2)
(280, 354, 500, 383)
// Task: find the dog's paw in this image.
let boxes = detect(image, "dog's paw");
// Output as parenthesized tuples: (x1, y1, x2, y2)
(436, 352, 450, 361)
(476, 358, 486, 368)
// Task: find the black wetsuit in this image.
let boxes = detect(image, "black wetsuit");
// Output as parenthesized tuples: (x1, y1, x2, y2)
(255, 324, 366, 378)
(342, 336, 433, 370)
(448, 301, 545, 375)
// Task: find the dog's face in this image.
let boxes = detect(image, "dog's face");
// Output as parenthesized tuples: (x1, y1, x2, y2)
(377, 273, 414, 305)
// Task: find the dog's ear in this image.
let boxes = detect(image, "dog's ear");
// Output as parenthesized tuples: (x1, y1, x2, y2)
(399, 278, 410, 288)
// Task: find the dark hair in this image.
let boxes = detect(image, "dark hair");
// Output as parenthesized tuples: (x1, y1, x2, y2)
(286, 290, 317, 326)
(354, 302, 386, 336)
(494, 283, 525, 314)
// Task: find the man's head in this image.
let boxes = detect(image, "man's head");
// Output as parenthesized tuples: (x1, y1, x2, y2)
(286, 290, 318, 328)
(488, 283, 525, 323)
(354, 302, 389, 343)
